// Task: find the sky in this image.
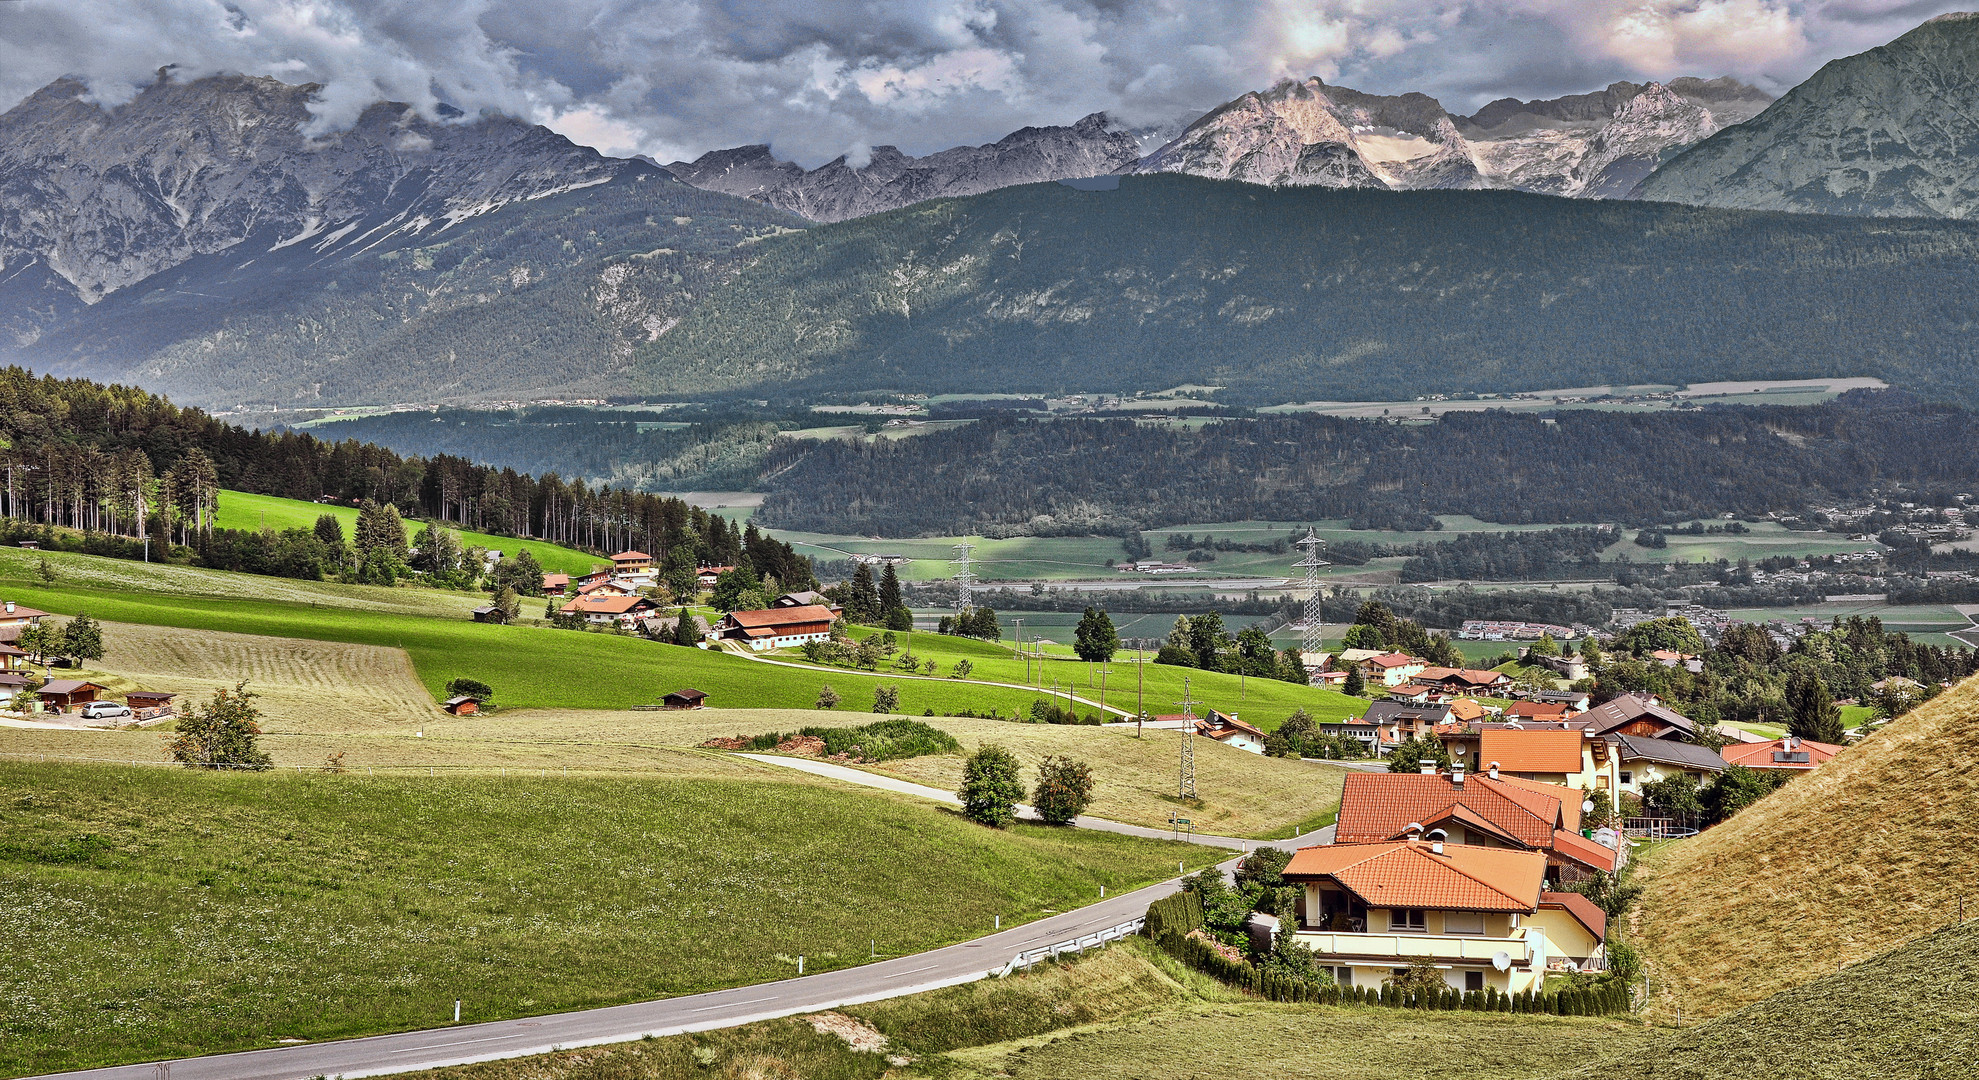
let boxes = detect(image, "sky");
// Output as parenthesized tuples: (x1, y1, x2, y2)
(0, 1, 1966, 167)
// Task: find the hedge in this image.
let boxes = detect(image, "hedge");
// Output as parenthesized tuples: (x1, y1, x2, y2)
(1144, 890, 1206, 939)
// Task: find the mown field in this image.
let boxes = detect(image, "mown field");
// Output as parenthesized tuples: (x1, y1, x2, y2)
(409, 936, 1656, 1080)
(214, 490, 605, 576)
(0, 763, 1222, 1076)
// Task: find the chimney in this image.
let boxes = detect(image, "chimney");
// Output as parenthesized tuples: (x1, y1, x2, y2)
(1451, 760, 1465, 787)
(1419, 760, 1436, 775)
(1404, 822, 1424, 842)
(1488, 761, 1500, 780)
(4, 602, 12, 614)
(1427, 828, 1448, 855)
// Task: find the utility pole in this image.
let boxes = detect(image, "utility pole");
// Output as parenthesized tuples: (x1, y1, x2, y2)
(1097, 663, 1111, 714)
(949, 543, 974, 618)
(1137, 645, 1145, 729)
(1176, 677, 1197, 799)
(1015, 618, 1026, 683)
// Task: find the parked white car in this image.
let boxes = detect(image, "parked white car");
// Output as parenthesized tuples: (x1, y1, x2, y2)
(79, 701, 132, 720)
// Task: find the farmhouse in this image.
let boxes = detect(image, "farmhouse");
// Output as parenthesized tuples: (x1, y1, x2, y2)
(559, 594, 659, 627)
(1332, 767, 1618, 882)
(1195, 710, 1267, 754)
(1614, 733, 1728, 795)
(696, 565, 736, 588)
(541, 572, 571, 594)
(610, 550, 653, 572)
(1361, 652, 1427, 687)
(773, 591, 843, 614)
(1577, 694, 1697, 741)
(1409, 667, 1515, 696)
(709, 605, 836, 651)
(1283, 836, 1554, 995)
(442, 696, 480, 716)
(0, 600, 49, 643)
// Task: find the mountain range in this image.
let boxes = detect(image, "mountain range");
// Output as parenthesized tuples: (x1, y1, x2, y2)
(0, 14, 1976, 410)
(1637, 12, 1979, 218)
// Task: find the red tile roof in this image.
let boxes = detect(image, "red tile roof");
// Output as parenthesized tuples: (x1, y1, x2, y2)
(1719, 738, 1843, 770)
(611, 550, 652, 561)
(561, 595, 655, 615)
(1539, 890, 1608, 942)
(1366, 653, 1419, 669)
(1493, 773, 1584, 832)
(724, 605, 836, 629)
(1479, 728, 1585, 774)
(1550, 828, 1618, 873)
(1505, 701, 1574, 720)
(1284, 840, 1546, 913)
(1334, 772, 1565, 850)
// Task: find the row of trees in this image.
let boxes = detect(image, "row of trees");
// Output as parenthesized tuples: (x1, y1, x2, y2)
(957, 745, 1093, 827)
(1153, 612, 1309, 684)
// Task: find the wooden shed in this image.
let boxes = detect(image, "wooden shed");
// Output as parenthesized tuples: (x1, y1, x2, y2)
(38, 679, 103, 712)
(442, 696, 481, 716)
(662, 688, 708, 710)
(126, 691, 177, 720)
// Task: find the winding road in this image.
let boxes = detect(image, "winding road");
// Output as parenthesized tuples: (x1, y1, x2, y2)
(24, 756, 1335, 1080)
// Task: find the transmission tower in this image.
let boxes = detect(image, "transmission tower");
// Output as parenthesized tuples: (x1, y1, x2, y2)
(1294, 528, 1330, 663)
(949, 543, 975, 616)
(1175, 677, 1197, 799)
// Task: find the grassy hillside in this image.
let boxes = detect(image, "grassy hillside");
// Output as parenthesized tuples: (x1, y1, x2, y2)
(214, 490, 603, 576)
(414, 936, 1654, 1080)
(1631, 673, 1979, 1017)
(1553, 921, 1979, 1080)
(635, 176, 1979, 407)
(0, 763, 1218, 1075)
(0, 547, 1058, 714)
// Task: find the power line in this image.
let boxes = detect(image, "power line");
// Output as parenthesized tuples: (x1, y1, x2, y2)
(1294, 527, 1330, 671)
(949, 542, 974, 617)
(1175, 676, 1197, 799)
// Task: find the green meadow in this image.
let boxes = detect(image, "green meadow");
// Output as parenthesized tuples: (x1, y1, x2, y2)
(214, 490, 605, 576)
(0, 764, 1220, 1075)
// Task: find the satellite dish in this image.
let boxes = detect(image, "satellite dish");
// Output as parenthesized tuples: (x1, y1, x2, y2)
(1492, 951, 1511, 972)
(1582, 799, 1596, 814)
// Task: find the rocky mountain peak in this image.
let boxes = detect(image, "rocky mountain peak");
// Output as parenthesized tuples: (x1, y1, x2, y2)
(1634, 12, 1979, 217)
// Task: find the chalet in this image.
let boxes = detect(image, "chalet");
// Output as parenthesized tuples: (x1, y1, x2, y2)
(0, 643, 29, 670)
(1409, 667, 1515, 696)
(1383, 684, 1436, 704)
(1575, 695, 1698, 742)
(1614, 733, 1727, 796)
(1446, 698, 1486, 723)
(1649, 649, 1704, 673)
(1332, 768, 1618, 882)
(0, 671, 29, 699)
(708, 605, 836, 651)
(1361, 652, 1427, 687)
(1718, 735, 1843, 772)
(610, 550, 653, 572)
(541, 572, 572, 594)
(1195, 710, 1267, 754)
(1359, 700, 1453, 747)
(1283, 837, 1554, 995)
(577, 568, 613, 588)
(0, 601, 49, 644)
(442, 696, 480, 716)
(559, 594, 659, 627)
(1335, 648, 1386, 667)
(1478, 727, 1621, 800)
(37, 679, 102, 713)
(1318, 714, 1382, 752)
(696, 565, 736, 588)
(773, 591, 843, 615)
(662, 688, 709, 709)
(1504, 700, 1578, 723)
(576, 579, 638, 598)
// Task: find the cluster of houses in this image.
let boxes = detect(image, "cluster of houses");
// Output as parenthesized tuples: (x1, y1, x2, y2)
(0, 601, 175, 724)
(535, 555, 845, 651)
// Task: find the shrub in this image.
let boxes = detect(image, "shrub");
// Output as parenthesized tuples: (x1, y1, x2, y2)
(445, 677, 494, 703)
(958, 744, 1025, 828)
(1031, 755, 1095, 825)
(872, 684, 901, 713)
(1143, 890, 1205, 939)
(814, 684, 840, 710)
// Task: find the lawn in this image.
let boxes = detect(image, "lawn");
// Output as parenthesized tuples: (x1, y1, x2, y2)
(411, 938, 1655, 1080)
(0, 763, 1222, 1075)
(215, 490, 605, 576)
(817, 626, 1367, 725)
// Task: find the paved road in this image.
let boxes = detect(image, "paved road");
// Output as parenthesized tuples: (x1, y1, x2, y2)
(22, 757, 1333, 1080)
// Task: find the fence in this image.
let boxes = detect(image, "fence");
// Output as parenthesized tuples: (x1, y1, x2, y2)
(997, 917, 1145, 976)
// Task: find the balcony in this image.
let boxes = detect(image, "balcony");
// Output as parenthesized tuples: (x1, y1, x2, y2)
(1290, 929, 1532, 965)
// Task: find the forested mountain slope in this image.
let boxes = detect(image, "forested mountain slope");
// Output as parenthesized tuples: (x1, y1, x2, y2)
(754, 394, 1979, 534)
(634, 175, 1979, 405)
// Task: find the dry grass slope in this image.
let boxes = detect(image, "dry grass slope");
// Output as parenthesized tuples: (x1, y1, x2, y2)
(1632, 673, 1979, 1018)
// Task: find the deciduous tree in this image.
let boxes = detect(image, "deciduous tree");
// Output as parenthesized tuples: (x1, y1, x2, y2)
(166, 681, 272, 771)
(959, 744, 1025, 828)
(1031, 755, 1095, 825)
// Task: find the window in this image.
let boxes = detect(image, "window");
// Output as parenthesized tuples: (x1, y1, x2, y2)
(1465, 970, 1485, 993)
(1619, 771, 1633, 785)
(1390, 908, 1426, 931)
(1334, 967, 1354, 987)
(1443, 912, 1484, 935)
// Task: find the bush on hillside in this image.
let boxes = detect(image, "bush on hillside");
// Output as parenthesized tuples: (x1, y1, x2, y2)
(1031, 755, 1095, 825)
(959, 744, 1025, 828)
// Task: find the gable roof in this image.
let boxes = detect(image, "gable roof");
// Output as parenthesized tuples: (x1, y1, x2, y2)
(724, 605, 836, 629)
(610, 550, 652, 561)
(1335, 772, 1564, 849)
(1493, 773, 1584, 832)
(1283, 840, 1546, 913)
(1446, 698, 1486, 722)
(1719, 737, 1843, 770)
(1480, 728, 1585, 774)
(1580, 695, 1696, 738)
(1505, 701, 1574, 720)
(38, 680, 102, 695)
(1365, 652, 1420, 669)
(663, 688, 708, 702)
(1539, 890, 1608, 941)
(1614, 733, 1727, 772)
(1361, 700, 1454, 726)
(1414, 666, 1513, 687)
(561, 594, 655, 615)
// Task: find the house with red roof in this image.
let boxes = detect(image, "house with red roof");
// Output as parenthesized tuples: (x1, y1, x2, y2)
(1195, 711, 1267, 754)
(1409, 666, 1515, 696)
(1718, 735, 1842, 772)
(1282, 835, 1555, 995)
(559, 594, 658, 628)
(1361, 653, 1427, 687)
(708, 605, 837, 651)
(610, 550, 653, 572)
(1332, 767, 1619, 884)
(1532, 891, 1608, 971)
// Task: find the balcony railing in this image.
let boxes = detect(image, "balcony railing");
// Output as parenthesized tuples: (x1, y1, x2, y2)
(1290, 929, 1532, 964)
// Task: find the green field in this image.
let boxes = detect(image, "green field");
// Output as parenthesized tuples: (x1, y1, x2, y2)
(0, 548, 1064, 715)
(1603, 523, 1875, 565)
(214, 490, 605, 576)
(0, 764, 1220, 1075)
(827, 626, 1366, 725)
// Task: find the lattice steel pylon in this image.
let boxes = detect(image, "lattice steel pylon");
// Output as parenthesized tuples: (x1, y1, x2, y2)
(950, 543, 975, 616)
(1176, 677, 1197, 799)
(1294, 528, 1330, 662)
